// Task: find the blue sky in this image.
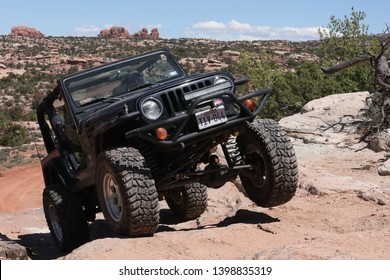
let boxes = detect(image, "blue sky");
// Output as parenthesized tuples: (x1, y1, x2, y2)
(1, 0, 388, 41)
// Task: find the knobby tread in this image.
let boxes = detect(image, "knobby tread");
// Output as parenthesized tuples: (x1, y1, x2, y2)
(97, 147, 160, 236)
(166, 182, 208, 221)
(43, 184, 90, 252)
(237, 119, 298, 207)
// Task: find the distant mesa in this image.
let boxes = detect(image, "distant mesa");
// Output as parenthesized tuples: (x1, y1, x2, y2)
(9, 26, 44, 37)
(98, 26, 159, 39)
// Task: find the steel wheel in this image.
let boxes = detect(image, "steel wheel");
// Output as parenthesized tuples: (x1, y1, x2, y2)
(102, 173, 124, 222)
(96, 147, 160, 236)
(48, 204, 63, 242)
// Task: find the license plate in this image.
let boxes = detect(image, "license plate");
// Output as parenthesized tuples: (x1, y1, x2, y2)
(195, 106, 227, 130)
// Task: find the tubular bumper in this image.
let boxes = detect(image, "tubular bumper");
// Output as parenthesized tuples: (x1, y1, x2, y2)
(125, 88, 272, 147)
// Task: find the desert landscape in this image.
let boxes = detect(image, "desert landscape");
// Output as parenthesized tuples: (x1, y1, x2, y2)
(1, 90, 389, 260)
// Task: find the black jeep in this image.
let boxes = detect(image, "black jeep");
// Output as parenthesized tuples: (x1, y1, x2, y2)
(37, 49, 298, 252)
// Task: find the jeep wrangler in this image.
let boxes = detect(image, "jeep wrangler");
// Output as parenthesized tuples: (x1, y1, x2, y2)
(37, 49, 298, 252)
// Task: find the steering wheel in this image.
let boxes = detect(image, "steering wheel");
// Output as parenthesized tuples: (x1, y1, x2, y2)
(128, 72, 146, 89)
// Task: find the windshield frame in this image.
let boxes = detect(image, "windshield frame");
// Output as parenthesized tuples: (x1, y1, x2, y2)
(60, 49, 186, 109)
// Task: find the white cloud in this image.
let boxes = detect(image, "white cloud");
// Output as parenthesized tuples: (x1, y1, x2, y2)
(189, 19, 320, 41)
(192, 21, 226, 30)
(74, 25, 101, 36)
(102, 23, 114, 29)
(227, 20, 251, 31)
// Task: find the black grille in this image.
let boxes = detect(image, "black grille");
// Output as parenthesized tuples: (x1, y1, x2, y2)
(160, 78, 213, 116)
(161, 90, 185, 116)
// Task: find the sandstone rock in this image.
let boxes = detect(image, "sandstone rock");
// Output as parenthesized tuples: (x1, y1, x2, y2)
(134, 28, 147, 38)
(66, 57, 87, 65)
(9, 26, 44, 37)
(134, 28, 160, 39)
(280, 92, 370, 146)
(150, 28, 159, 39)
(378, 163, 390, 176)
(0, 63, 6, 69)
(368, 131, 390, 152)
(0, 241, 29, 260)
(222, 50, 241, 60)
(98, 26, 130, 38)
(98, 27, 160, 39)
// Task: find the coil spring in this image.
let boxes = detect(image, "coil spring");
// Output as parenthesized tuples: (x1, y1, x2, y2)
(223, 135, 243, 166)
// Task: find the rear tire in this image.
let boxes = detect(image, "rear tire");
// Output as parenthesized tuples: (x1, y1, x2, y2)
(165, 183, 208, 221)
(96, 147, 160, 236)
(43, 184, 90, 252)
(237, 119, 298, 207)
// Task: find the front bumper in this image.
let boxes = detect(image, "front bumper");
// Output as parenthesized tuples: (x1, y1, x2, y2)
(125, 88, 272, 147)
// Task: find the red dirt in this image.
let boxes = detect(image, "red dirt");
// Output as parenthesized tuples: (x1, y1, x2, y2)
(0, 140, 389, 260)
(0, 164, 43, 212)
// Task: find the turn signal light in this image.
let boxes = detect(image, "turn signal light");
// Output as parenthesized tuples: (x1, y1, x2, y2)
(155, 127, 168, 140)
(244, 99, 256, 112)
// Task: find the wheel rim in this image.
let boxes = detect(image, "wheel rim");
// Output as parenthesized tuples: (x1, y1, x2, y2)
(169, 189, 184, 205)
(48, 205, 63, 242)
(243, 144, 267, 188)
(102, 173, 123, 222)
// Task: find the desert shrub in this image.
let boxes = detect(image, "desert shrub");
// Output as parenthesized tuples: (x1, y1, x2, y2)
(0, 121, 30, 147)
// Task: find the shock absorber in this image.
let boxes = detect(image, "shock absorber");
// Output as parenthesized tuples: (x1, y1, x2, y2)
(221, 135, 243, 167)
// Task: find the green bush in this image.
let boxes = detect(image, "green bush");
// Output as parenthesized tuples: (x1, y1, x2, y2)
(0, 121, 30, 147)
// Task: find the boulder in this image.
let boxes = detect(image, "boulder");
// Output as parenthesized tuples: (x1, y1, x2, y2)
(9, 26, 44, 37)
(0, 241, 29, 260)
(368, 131, 390, 152)
(378, 163, 390, 176)
(279, 92, 370, 146)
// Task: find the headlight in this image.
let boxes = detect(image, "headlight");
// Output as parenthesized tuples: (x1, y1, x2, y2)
(141, 98, 163, 120)
(215, 76, 230, 85)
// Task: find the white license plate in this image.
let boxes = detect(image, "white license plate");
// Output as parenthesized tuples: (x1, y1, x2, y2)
(195, 106, 227, 130)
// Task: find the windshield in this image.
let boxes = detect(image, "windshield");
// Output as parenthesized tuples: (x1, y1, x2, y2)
(63, 51, 185, 107)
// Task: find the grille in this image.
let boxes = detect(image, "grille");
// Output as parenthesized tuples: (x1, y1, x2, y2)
(160, 78, 213, 116)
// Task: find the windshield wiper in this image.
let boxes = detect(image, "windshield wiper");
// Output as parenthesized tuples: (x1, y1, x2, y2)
(129, 83, 158, 92)
(80, 96, 120, 107)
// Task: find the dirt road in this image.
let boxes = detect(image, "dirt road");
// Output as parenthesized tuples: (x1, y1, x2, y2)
(0, 164, 43, 212)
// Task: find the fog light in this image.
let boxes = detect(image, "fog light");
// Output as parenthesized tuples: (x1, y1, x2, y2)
(155, 127, 168, 140)
(244, 99, 256, 112)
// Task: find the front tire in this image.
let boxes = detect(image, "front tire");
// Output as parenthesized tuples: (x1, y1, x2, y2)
(96, 147, 160, 236)
(237, 119, 298, 207)
(43, 184, 90, 252)
(165, 183, 208, 221)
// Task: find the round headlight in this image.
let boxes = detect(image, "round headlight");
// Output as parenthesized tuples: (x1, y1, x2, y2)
(141, 98, 163, 120)
(215, 76, 230, 85)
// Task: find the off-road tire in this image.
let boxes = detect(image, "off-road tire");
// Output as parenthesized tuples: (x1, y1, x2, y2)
(237, 119, 298, 207)
(96, 147, 160, 236)
(165, 183, 208, 221)
(43, 184, 90, 252)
